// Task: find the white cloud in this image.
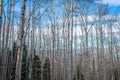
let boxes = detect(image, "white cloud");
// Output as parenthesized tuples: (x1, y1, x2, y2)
(103, 0, 120, 6)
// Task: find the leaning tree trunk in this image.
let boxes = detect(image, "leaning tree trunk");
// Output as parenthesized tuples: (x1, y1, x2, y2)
(15, 0, 26, 80)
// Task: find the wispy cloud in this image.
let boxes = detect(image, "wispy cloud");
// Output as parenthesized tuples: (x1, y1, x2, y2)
(103, 0, 120, 6)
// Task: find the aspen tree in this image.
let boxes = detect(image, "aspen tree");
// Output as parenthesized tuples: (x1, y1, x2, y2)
(2, 0, 12, 79)
(15, 0, 26, 80)
(28, 0, 36, 79)
(70, 0, 74, 80)
(0, 0, 2, 79)
(0, 0, 2, 50)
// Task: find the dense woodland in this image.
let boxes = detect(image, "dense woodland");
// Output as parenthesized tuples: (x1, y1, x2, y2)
(0, 0, 120, 80)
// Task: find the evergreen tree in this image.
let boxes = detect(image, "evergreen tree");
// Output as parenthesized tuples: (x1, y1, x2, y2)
(73, 63, 84, 80)
(21, 43, 29, 80)
(32, 55, 41, 80)
(6, 42, 29, 80)
(6, 50, 12, 80)
(9, 42, 18, 80)
(43, 57, 51, 80)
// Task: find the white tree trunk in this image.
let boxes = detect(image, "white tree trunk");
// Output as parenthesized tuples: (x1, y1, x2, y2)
(15, 0, 26, 80)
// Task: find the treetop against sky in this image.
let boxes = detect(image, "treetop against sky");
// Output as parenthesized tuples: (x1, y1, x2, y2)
(3, 0, 120, 16)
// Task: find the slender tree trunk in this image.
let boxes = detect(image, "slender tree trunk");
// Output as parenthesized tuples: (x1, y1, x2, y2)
(70, 0, 74, 80)
(2, 0, 12, 79)
(0, 0, 2, 78)
(2, 15, 6, 53)
(15, 0, 26, 80)
(0, 0, 2, 50)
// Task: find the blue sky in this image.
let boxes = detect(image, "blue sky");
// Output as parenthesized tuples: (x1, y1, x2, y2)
(3, 0, 120, 15)
(1, 0, 120, 47)
(99, 0, 120, 14)
(108, 5, 120, 14)
(103, 0, 120, 6)
(3, 0, 120, 26)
